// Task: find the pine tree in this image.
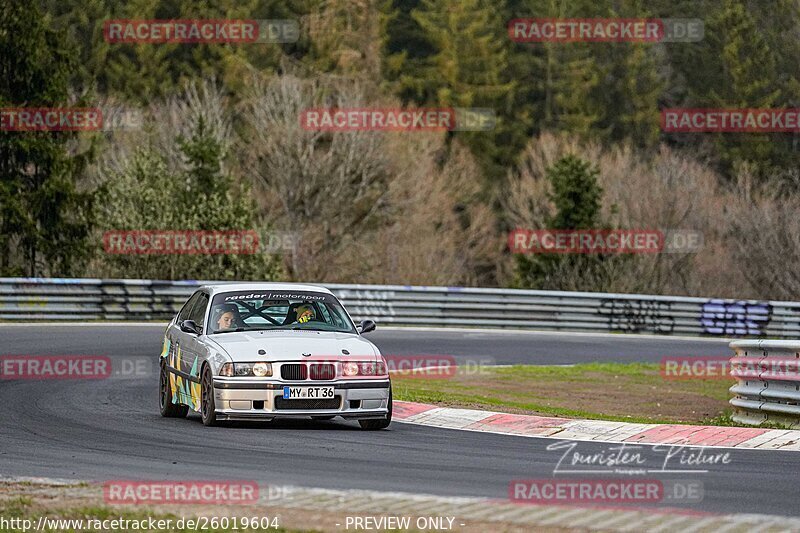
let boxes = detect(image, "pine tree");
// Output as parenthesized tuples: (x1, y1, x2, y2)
(594, 0, 663, 148)
(514, 155, 617, 290)
(545, 155, 602, 230)
(304, 0, 381, 77)
(667, 0, 789, 178)
(709, 0, 782, 176)
(98, 114, 281, 280)
(0, 1, 95, 276)
(40, 0, 114, 95)
(549, 45, 604, 136)
(102, 0, 266, 102)
(405, 0, 518, 182)
(410, 0, 513, 108)
(508, 0, 606, 139)
(380, 0, 437, 104)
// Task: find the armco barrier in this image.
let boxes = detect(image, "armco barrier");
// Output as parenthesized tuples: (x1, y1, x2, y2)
(0, 278, 799, 338)
(729, 340, 800, 427)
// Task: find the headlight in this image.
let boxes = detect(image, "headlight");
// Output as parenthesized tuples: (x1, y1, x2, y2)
(342, 362, 359, 376)
(361, 361, 388, 376)
(340, 361, 388, 377)
(252, 362, 271, 377)
(220, 362, 273, 377)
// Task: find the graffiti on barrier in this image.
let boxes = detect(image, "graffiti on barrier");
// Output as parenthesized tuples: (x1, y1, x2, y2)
(599, 299, 675, 334)
(701, 299, 771, 336)
(332, 289, 396, 318)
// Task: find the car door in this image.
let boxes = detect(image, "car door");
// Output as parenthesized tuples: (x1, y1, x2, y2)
(179, 292, 209, 410)
(167, 291, 203, 404)
(181, 292, 209, 375)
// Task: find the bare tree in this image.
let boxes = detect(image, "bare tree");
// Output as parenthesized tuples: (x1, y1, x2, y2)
(503, 133, 730, 295)
(726, 167, 800, 300)
(241, 74, 498, 285)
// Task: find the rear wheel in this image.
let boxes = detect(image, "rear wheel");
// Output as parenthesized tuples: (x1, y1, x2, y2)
(201, 365, 218, 427)
(359, 386, 392, 430)
(159, 362, 188, 418)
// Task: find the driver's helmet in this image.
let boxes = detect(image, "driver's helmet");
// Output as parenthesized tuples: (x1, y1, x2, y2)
(295, 303, 316, 324)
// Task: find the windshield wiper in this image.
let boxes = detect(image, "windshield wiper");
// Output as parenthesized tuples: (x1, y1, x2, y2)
(212, 327, 249, 334)
(288, 326, 354, 333)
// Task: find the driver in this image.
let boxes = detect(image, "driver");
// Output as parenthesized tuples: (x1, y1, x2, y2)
(211, 304, 242, 332)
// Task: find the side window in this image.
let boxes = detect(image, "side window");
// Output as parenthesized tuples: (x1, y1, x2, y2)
(189, 293, 209, 330)
(325, 303, 347, 329)
(178, 292, 202, 322)
(317, 303, 333, 325)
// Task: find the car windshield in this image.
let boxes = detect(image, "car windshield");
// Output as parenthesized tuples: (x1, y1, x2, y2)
(206, 289, 356, 335)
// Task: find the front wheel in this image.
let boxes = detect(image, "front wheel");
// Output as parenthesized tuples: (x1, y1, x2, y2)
(201, 365, 218, 427)
(359, 386, 392, 430)
(160, 363, 188, 418)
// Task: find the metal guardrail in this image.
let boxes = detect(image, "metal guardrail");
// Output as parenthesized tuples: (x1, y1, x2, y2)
(0, 277, 798, 338)
(729, 340, 800, 427)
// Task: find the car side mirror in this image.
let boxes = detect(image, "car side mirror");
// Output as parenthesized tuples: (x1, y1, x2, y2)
(358, 319, 377, 334)
(180, 320, 202, 335)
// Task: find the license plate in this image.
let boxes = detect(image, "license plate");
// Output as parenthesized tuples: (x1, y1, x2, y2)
(282, 386, 334, 399)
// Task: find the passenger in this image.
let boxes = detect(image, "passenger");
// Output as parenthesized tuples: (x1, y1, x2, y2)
(295, 303, 316, 324)
(282, 302, 317, 325)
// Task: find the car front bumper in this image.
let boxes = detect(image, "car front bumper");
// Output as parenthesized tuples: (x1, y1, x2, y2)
(212, 377, 390, 421)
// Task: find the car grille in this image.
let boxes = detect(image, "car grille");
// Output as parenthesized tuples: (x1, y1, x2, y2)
(309, 363, 336, 380)
(281, 364, 307, 380)
(274, 397, 341, 410)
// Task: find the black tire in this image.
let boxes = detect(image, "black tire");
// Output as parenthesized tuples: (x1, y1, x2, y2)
(359, 385, 392, 430)
(200, 365, 218, 427)
(160, 362, 189, 418)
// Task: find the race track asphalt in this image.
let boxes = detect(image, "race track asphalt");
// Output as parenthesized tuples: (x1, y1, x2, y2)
(0, 324, 794, 518)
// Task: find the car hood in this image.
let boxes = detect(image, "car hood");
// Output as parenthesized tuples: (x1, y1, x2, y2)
(206, 330, 380, 362)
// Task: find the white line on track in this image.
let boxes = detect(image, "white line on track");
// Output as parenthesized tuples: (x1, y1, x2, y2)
(392, 416, 800, 454)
